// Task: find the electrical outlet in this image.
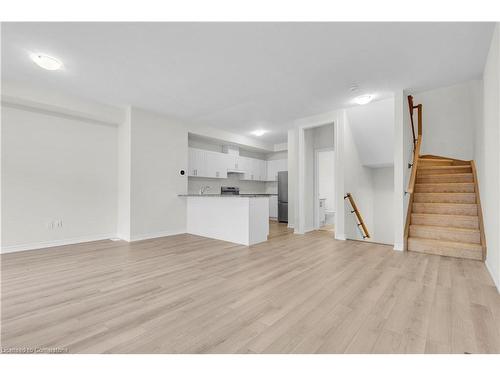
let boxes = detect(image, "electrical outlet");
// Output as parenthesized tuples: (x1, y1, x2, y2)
(46, 221, 54, 230)
(56, 219, 63, 228)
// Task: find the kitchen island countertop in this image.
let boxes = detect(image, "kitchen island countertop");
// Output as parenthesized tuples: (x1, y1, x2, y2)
(178, 194, 277, 197)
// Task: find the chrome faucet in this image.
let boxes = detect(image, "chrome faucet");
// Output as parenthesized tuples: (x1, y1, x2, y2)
(199, 185, 210, 195)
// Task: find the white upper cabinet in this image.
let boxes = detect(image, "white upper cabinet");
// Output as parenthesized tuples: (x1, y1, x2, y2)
(188, 147, 286, 181)
(189, 148, 228, 178)
(188, 148, 207, 177)
(241, 157, 267, 181)
(226, 154, 239, 171)
(204, 151, 228, 179)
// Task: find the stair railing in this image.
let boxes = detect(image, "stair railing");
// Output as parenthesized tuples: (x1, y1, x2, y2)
(406, 95, 423, 195)
(404, 95, 423, 250)
(344, 193, 370, 239)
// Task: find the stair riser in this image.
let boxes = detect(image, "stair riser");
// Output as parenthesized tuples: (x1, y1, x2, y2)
(413, 193, 476, 204)
(412, 204, 477, 216)
(409, 226, 480, 244)
(407, 239, 482, 260)
(411, 214, 479, 229)
(414, 183, 475, 193)
(417, 167, 472, 175)
(417, 174, 473, 183)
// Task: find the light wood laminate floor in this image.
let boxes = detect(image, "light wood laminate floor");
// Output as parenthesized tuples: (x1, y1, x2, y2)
(1, 222, 499, 353)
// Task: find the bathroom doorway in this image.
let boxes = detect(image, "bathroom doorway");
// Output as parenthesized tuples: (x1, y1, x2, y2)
(314, 148, 335, 232)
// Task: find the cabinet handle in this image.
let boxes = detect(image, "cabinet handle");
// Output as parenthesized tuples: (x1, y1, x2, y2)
(216, 171, 219, 178)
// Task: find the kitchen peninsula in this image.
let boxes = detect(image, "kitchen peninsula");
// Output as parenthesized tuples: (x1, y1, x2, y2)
(178, 194, 271, 246)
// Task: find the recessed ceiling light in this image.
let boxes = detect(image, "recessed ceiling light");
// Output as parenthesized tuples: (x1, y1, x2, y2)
(353, 95, 373, 105)
(30, 53, 63, 71)
(251, 129, 268, 137)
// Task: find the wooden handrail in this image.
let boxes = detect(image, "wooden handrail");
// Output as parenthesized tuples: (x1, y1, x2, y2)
(407, 95, 416, 148)
(406, 95, 423, 194)
(344, 193, 370, 239)
(404, 95, 423, 250)
(407, 95, 423, 151)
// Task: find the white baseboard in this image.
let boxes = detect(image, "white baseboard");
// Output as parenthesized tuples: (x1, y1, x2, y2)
(335, 235, 346, 241)
(1, 233, 116, 254)
(287, 223, 294, 229)
(485, 258, 500, 293)
(1, 230, 189, 254)
(393, 242, 404, 251)
(129, 230, 185, 242)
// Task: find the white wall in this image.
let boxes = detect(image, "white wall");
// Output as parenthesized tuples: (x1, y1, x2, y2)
(313, 123, 335, 150)
(372, 167, 395, 245)
(395, 90, 413, 251)
(343, 115, 374, 241)
(1, 105, 118, 252)
(318, 150, 335, 212)
(413, 80, 482, 160)
(346, 98, 395, 168)
(303, 127, 315, 231)
(287, 128, 298, 229)
(266, 150, 288, 161)
(128, 107, 188, 240)
(1, 86, 285, 252)
(117, 108, 131, 240)
(476, 24, 500, 291)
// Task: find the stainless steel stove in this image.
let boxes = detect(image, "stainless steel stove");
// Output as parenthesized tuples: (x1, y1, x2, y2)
(221, 186, 240, 195)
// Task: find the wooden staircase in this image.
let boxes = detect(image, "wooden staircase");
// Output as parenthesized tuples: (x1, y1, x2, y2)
(404, 96, 486, 261)
(407, 156, 485, 260)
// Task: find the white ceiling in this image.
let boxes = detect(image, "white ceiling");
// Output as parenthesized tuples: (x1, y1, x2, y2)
(346, 98, 394, 168)
(1, 22, 495, 144)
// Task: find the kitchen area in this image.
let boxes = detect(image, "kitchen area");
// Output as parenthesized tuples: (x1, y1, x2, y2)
(179, 134, 288, 246)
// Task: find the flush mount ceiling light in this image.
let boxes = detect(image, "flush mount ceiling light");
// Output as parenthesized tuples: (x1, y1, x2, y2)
(30, 53, 63, 70)
(251, 129, 268, 137)
(353, 94, 373, 105)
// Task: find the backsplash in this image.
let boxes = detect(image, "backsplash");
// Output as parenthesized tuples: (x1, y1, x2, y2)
(188, 174, 277, 195)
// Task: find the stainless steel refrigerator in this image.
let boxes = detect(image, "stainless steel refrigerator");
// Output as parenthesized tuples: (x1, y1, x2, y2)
(278, 171, 288, 223)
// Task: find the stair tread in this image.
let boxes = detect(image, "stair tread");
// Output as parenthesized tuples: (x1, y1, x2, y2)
(414, 192, 475, 195)
(418, 165, 471, 169)
(419, 159, 453, 161)
(409, 224, 479, 233)
(414, 182, 475, 193)
(415, 182, 474, 186)
(411, 213, 478, 219)
(417, 173, 474, 182)
(417, 173, 472, 177)
(408, 237, 482, 250)
(413, 202, 477, 206)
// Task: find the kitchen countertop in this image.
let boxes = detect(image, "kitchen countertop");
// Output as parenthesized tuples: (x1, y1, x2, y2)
(178, 194, 277, 197)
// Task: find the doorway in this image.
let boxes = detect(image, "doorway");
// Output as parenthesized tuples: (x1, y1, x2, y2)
(314, 148, 335, 232)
